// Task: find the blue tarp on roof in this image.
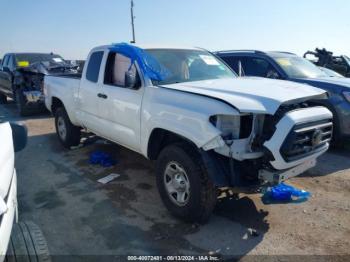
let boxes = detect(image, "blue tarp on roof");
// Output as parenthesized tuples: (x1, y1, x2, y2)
(109, 43, 170, 81)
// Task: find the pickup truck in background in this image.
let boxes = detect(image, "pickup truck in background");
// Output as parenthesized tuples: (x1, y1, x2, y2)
(44, 43, 332, 223)
(0, 53, 78, 116)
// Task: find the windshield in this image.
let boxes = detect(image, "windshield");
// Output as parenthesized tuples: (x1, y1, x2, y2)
(273, 56, 328, 79)
(15, 53, 68, 67)
(319, 67, 344, 78)
(145, 49, 236, 85)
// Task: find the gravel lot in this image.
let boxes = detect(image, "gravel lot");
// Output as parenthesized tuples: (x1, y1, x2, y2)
(1, 101, 350, 260)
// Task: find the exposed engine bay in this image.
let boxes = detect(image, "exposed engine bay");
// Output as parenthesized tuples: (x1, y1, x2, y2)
(203, 102, 333, 189)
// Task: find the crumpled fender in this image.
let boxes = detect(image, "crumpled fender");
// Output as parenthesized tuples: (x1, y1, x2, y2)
(140, 86, 240, 157)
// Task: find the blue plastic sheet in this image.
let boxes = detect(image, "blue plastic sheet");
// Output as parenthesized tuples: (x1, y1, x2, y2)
(109, 43, 170, 81)
(89, 151, 116, 167)
(262, 183, 311, 204)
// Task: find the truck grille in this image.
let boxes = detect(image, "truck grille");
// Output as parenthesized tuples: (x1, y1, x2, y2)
(281, 119, 333, 162)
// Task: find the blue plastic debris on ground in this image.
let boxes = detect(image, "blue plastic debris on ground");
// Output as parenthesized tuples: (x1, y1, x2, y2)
(109, 43, 171, 81)
(89, 151, 116, 167)
(262, 183, 311, 204)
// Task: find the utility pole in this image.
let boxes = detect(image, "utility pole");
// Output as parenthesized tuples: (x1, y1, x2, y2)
(130, 0, 136, 43)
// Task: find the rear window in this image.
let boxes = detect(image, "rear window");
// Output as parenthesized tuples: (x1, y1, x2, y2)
(86, 51, 104, 83)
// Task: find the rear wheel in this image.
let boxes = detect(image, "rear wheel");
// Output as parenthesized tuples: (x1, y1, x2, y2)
(6, 221, 51, 262)
(156, 143, 217, 223)
(0, 93, 7, 104)
(54, 107, 81, 148)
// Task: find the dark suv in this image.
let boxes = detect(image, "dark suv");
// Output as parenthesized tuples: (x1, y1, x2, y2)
(216, 50, 350, 145)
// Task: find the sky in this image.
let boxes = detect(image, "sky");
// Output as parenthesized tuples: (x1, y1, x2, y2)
(0, 0, 349, 60)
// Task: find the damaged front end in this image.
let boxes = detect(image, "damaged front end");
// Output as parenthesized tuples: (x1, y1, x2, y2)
(15, 69, 45, 104)
(14, 61, 78, 113)
(201, 103, 333, 190)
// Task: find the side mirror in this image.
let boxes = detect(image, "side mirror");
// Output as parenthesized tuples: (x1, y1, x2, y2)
(125, 70, 139, 89)
(10, 122, 28, 152)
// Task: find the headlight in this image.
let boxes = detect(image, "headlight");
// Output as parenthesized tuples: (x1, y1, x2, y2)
(210, 114, 253, 140)
(343, 91, 350, 103)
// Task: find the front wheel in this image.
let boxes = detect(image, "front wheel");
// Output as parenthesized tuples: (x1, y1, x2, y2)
(156, 143, 217, 223)
(54, 107, 81, 148)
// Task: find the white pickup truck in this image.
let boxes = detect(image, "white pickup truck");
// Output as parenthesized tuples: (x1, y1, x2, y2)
(44, 43, 333, 223)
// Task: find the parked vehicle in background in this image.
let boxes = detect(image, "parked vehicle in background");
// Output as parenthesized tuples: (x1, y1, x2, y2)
(304, 48, 350, 77)
(216, 50, 350, 145)
(0, 53, 78, 116)
(45, 43, 332, 223)
(319, 67, 344, 78)
(0, 122, 50, 262)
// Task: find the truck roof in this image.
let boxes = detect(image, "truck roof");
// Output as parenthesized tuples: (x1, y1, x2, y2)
(5, 52, 60, 56)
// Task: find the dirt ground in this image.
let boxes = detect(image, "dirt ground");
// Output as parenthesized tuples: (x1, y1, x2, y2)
(1, 101, 350, 261)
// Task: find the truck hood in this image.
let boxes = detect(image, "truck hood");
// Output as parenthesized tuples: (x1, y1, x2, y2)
(162, 77, 326, 114)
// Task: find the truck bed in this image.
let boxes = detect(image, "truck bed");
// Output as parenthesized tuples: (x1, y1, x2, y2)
(44, 74, 81, 125)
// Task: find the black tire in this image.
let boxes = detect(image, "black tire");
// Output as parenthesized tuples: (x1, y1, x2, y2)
(6, 221, 51, 262)
(54, 107, 81, 148)
(0, 93, 7, 104)
(331, 133, 344, 149)
(326, 106, 343, 149)
(156, 143, 217, 223)
(15, 90, 33, 116)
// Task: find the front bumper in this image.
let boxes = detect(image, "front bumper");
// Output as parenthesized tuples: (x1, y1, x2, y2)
(264, 106, 333, 170)
(259, 158, 316, 185)
(0, 170, 17, 259)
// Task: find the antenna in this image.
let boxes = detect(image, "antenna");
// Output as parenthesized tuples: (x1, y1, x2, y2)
(130, 0, 136, 43)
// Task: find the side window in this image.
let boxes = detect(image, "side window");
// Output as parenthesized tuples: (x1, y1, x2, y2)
(8, 56, 15, 70)
(240, 57, 279, 78)
(86, 51, 104, 83)
(220, 56, 240, 74)
(104, 52, 140, 88)
(2, 55, 9, 67)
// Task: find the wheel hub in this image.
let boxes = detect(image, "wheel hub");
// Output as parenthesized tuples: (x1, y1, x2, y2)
(57, 116, 67, 141)
(164, 162, 190, 206)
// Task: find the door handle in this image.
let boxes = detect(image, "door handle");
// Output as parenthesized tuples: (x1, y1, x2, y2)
(97, 93, 108, 99)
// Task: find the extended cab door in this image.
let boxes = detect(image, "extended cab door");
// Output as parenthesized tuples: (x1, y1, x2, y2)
(77, 51, 105, 132)
(97, 51, 144, 152)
